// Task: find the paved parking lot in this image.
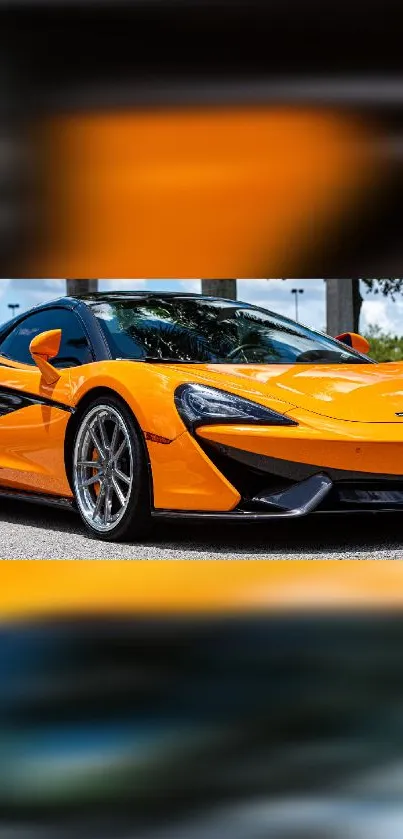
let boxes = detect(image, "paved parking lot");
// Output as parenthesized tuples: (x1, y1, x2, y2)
(0, 498, 402, 559)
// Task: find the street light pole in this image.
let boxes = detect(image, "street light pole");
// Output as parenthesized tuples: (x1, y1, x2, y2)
(291, 288, 304, 322)
(8, 303, 20, 317)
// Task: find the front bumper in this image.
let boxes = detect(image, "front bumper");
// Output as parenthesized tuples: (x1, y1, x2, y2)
(148, 410, 403, 517)
(152, 474, 333, 520)
(152, 472, 403, 520)
(153, 413, 403, 518)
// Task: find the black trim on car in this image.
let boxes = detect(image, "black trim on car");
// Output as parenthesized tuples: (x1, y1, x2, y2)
(0, 386, 74, 417)
(0, 486, 75, 510)
(202, 441, 403, 484)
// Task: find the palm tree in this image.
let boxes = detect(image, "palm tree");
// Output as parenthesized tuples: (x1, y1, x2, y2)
(103, 296, 284, 362)
(108, 297, 241, 360)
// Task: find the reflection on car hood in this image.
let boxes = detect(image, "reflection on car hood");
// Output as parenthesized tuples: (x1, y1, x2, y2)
(173, 362, 403, 422)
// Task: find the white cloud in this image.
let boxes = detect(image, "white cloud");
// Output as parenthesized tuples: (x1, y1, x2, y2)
(361, 294, 403, 335)
(361, 299, 391, 331)
(99, 279, 147, 291)
(177, 280, 200, 293)
(0, 279, 11, 299)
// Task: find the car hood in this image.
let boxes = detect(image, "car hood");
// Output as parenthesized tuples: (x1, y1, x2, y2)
(173, 362, 403, 423)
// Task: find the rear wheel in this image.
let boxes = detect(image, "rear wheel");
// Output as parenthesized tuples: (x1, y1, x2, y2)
(72, 396, 151, 541)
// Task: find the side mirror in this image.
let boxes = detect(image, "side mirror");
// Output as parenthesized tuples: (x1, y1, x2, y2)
(336, 331, 370, 355)
(29, 329, 62, 384)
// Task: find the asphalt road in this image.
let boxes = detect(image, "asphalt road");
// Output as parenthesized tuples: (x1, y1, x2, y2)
(0, 498, 403, 559)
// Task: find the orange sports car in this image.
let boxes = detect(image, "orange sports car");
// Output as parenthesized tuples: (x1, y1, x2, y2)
(0, 290, 403, 541)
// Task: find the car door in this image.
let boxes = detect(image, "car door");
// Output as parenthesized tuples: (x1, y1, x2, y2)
(0, 306, 94, 497)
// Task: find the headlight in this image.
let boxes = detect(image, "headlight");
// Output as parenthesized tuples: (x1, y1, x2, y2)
(174, 384, 298, 431)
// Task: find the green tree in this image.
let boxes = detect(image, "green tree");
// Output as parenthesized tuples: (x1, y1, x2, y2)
(364, 324, 403, 363)
(362, 279, 403, 298)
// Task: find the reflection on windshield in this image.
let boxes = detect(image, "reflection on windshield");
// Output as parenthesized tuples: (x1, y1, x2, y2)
(91, 298, 369, 364)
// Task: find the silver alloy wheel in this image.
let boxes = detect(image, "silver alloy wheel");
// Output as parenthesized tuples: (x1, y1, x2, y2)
(73, 404, 134, 533)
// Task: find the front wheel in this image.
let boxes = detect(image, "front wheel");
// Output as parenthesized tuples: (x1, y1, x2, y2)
(72, 396, 151, 541)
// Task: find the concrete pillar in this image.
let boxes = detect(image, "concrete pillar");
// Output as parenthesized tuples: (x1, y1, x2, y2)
(325, 279, 354, 336)
(66, 279, 98, 296)
(201, 279, 237, 299)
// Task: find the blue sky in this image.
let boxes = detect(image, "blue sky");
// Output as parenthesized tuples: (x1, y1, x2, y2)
(0, 279, 401, 333)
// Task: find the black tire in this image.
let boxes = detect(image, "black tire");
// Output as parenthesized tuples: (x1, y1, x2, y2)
(72, 394, 152, 542)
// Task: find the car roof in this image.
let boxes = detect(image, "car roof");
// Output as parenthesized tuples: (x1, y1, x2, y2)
(70, 291, 239, 302)
(0, 291, 238, 332)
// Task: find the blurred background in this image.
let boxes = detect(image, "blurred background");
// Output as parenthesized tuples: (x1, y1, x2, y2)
(1, 0, 403, 277)
(2, 560, 403, 838)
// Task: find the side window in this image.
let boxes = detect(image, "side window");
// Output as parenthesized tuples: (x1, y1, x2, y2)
(0, 309, 93, 367)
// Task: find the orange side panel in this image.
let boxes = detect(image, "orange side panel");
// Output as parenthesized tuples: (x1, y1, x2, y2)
(147, 431, 240, 511)
(0, 405, 72, 496)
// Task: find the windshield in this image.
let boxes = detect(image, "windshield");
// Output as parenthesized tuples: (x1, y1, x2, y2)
(91, 297, 370, 364)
